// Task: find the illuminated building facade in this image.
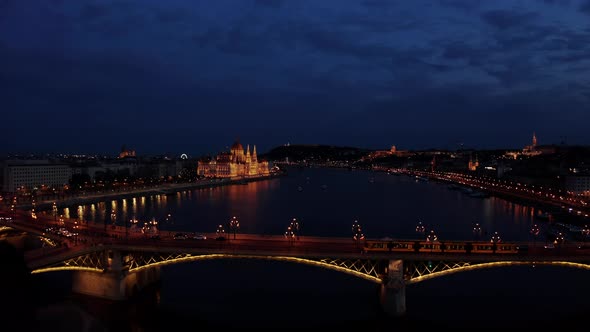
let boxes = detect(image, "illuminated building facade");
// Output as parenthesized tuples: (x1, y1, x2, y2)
(468, 154, 479, 171)
(1, 160, 72, 193)
(119, 145, 136, 159)
(522, 132, 541, 156)
(197, 140, 270, 178)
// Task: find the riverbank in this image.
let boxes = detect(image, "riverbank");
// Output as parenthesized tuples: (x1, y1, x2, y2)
(19, 173, 286, 210)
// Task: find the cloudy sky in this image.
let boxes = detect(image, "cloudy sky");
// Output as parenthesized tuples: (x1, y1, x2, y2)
(1, 0, 589, 155)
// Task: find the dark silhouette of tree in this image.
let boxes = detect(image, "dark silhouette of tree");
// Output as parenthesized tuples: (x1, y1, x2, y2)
(0, 241, 35, 329)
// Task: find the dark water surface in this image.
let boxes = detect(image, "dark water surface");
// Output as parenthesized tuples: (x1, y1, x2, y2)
(31, 168, 589, 331)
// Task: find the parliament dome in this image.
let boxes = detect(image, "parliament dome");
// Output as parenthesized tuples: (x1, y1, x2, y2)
(231, 140, 243, 151)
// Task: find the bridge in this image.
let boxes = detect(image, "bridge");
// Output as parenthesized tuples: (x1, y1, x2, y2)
(2, 215, 590, 317)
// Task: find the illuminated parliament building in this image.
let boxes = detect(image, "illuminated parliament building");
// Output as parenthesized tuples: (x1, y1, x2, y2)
(197, 140, 270, 178)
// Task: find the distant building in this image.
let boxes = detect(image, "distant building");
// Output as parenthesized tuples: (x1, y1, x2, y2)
(468, 154, 479, 171)
(522, 132, 542, 156)
(1, 160, 72, 193)
(197, 140, 270, 178)
(364, 145, 412, 160)
(565, 175, 590, 197)
(119, 145, 136, 159)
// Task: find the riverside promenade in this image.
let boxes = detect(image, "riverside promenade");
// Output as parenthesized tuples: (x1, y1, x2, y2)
(17, 173, 284, 210)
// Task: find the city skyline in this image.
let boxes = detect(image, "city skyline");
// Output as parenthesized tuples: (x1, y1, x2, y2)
(2, 0, 590, 154)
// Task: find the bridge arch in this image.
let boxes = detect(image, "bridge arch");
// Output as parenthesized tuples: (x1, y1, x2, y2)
(128, 254, 383, 284)
(406, 260, 590, 284)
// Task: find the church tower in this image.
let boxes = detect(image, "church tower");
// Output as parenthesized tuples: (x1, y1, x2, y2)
(532, 132, 537, 147)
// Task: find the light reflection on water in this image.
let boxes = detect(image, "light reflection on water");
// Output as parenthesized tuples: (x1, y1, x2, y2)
(58, 168, 558, 242)
(32, 168, 590, 330)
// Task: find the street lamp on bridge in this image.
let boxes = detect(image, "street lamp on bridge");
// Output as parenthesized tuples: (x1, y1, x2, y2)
(216, 224, 226, 240)
(229, 216, 240, 240)
(530, 224, 540, 245)
(289, 218, 300, 240)
(554, 232, 565, 247)
(415, 221, 425, 234)
(426, 229, 438, 243)
(52, 202, 58, 221)
(490, 231, 501, 253)
(285, 225, 295, 245)
(490, 231, 501, 244)
(352, 220, 365, 249)
(31, 199, 37, 220)
(11, 196, 17, 217)
(473, 223, 482, 239)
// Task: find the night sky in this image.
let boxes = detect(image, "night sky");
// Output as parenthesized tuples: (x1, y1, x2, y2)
(1, 0, 589, 156)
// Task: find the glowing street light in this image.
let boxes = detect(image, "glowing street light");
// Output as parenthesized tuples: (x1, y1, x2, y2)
(554, 232, 565, 247)
(490, 232, 502, 244)
(285, 225, 295, 245)
(52, 202, 58, 221)
(229, 216, 240, 240)
(31, 199, 37, 220)
(352, 220, 365, 249)
(473, 223, 482, 238)
(216, 224, 226, 239)
(426, 230, 438, 242)
(582, 225, 590, 241)
(416, 221, 425, 234)
(289, 218, 300, 240)
(530, 224, 540, 245)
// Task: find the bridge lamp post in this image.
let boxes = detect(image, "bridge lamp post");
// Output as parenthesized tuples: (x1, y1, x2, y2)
(473, 223, 482, 239)
(554, 232, 565, 247)
(11, 196, 17, 218)
(229, 216, 239, 240)
(426, 230, 438, 252)
(415, 221, 425, 234)
(289, 218, 300, 240)
(284, 225, 295, 245)
(73, 221, 79, 245)
(216, 224, 226, 240)
(52, 202, 58, 221)
(530, 224, 540, 246)
(352, 220, 365, 249)
(31, 199, 37, 220)
(490, 232, 501, 253)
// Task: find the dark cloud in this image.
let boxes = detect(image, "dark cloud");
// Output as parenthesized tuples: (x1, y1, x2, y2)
(192, 25, 270, 55)
(441, 42, 490, 66)
(303, 29, 395, 59)
(1, 0, 589, 152)
(336, 14, 421, 33)
(79, 3, 111, 21)
(538, 0, 571, 5)
(481, 10, 539, 30)
(360, 0, 394, 8)
(438, 0, 481, 11)
(548, 52, 590, 63)
(254, 0, 284, 8)
(154, 8, 190, 23)
(580, 0, 590, 14)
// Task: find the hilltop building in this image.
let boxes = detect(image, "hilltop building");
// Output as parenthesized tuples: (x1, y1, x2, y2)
(468, 154, 479, 171)
(119, 145, 136, 159)
(522, 132, 541, 156)
(197, 140, 270, 178)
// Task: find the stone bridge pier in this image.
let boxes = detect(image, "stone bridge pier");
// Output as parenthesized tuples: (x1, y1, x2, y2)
(379, 259, 406, 317)
(71, 249, 160, 301)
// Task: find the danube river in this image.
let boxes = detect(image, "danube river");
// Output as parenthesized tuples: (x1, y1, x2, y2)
(33, 167, 589, 331)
